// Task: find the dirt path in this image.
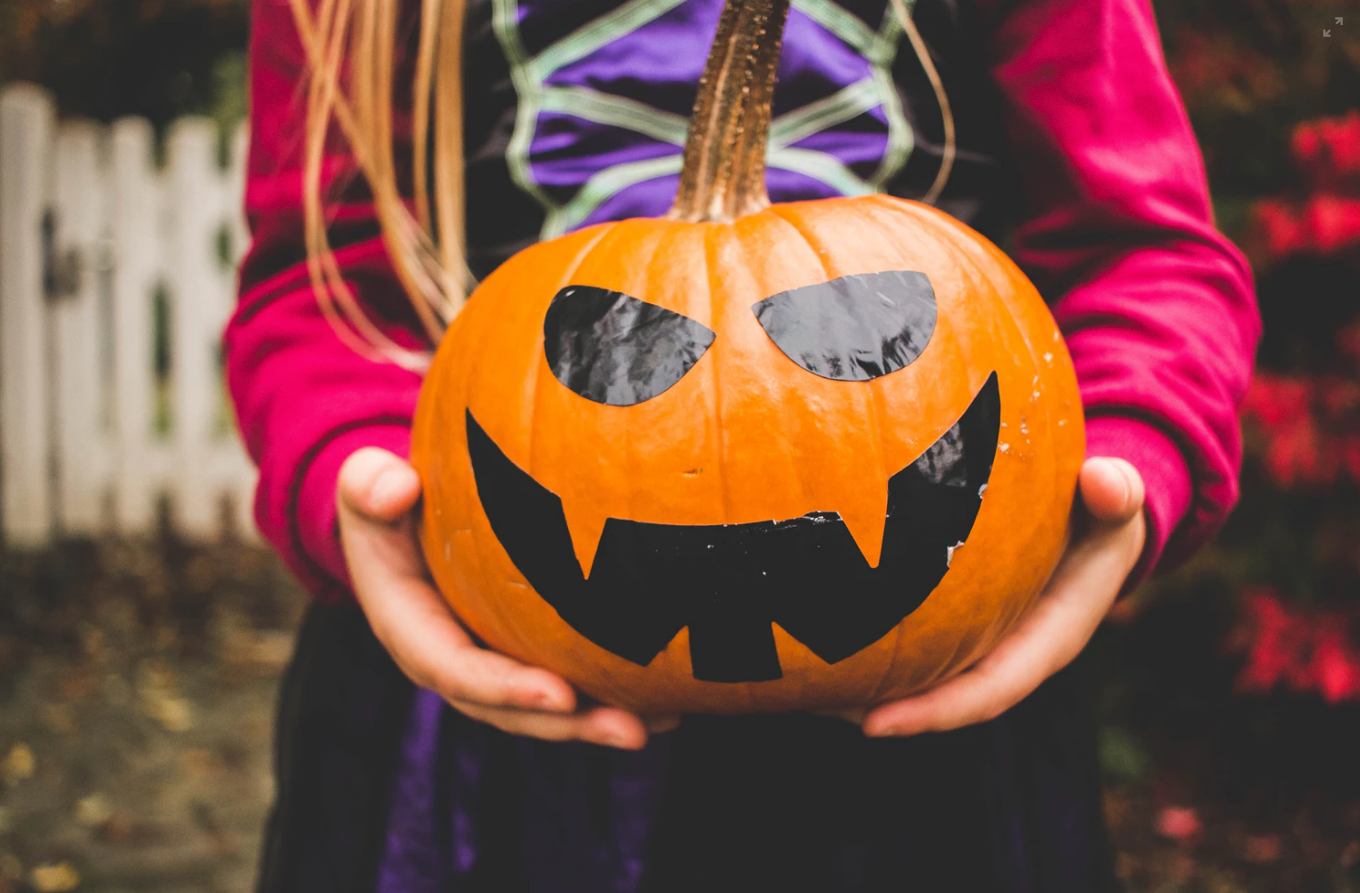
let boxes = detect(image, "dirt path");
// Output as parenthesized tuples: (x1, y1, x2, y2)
(0, 541, 303, 893)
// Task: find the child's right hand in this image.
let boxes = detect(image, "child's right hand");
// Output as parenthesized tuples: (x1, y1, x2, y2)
(337, 447, 667, 749)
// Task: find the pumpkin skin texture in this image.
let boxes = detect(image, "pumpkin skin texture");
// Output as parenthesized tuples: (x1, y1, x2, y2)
(410, 194, 1085, 715)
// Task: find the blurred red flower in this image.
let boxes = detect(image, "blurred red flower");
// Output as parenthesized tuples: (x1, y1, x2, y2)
(1250, 196, 1360, 262)
(1249, 112, 1360, 263)
(1292, 111, 1360, 191)
(1232, 589, 1360, 704)
(1242, 366, 1360, 489)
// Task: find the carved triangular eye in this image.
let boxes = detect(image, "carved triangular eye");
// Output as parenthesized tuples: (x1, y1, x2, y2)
(752, 271, 937, 381)
(544, 286, 715, 406)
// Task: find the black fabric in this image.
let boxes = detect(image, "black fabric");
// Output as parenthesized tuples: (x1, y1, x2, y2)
(256, 605, 416, 893)
(260, 610, 1113, 893)
(885, 0, 1017, 240)
(639, 660, 1114, 893)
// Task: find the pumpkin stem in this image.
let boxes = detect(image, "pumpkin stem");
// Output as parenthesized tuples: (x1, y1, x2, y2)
(668, 0, 791, 223)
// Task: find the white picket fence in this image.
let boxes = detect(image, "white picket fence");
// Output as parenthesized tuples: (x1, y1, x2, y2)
(0, 83, 257, 548)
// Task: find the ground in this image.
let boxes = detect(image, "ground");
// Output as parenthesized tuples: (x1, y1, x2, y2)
(1, 541, 1358, 892)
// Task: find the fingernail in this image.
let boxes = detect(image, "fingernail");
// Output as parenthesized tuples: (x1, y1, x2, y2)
(607, 729, 642, 749)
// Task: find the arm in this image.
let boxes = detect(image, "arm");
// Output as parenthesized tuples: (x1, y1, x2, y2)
(988, 0, 1259, 577)
(228, 0, 424, 601)
(228, 0, 662, 745)
(860, 0, 1258, 734)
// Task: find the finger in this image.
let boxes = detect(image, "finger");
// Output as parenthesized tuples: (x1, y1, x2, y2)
(862, 516, 1139, 737)
(1079, 457, 1145, 523)
(645, 714, 683, 734)
(339, 494, 577, 714)
(338, 447, 423, 523)
(810, 707, 866, 725)
(358, 571, 576, 712)
(454, 701, 651, 749)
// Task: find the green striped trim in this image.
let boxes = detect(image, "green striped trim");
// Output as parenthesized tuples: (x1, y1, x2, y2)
(768, 78, 880, 148)
(492, 0, 554, 213)
(540, 86, 691, 146)
(530, 0, 691, 81)
(543, 154, 686, 239)
(867, 2, 912, 190)
(768, 146, 874, 196)
(792, 0, 877, 56)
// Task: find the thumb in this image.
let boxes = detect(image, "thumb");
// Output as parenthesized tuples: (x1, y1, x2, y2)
(338, 447, 422, 523)
(1079, 457, 1145, 525)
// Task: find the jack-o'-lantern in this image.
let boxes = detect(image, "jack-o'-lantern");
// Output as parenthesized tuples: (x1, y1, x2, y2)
(410, 0, 1084, 714)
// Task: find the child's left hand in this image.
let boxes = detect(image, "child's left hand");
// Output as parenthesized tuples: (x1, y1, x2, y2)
(832, 456, 1147, 737)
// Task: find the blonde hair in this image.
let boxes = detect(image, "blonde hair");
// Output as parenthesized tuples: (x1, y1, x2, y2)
(286, 0, 953, 367)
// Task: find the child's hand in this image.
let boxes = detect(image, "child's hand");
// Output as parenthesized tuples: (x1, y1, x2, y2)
(837, 457, 1147, 736)
(337, 447, 670, 749)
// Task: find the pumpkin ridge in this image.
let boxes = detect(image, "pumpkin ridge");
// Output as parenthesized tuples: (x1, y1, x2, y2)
(866, 612, 908, 705)
(702, 221, 734, 527)
(729, 209, 823, 512)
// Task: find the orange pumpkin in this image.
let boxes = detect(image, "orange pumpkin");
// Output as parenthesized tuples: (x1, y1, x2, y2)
(411, 0, 1084, 714)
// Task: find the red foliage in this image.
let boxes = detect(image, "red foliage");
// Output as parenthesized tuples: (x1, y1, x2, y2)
(1251, 195, 1360, 262)
(1231, 590, 1360, 704)
(1292, 111, 1360, 192)
(1248, 112, 1360, 263)
(1242, 372, 1360, 488)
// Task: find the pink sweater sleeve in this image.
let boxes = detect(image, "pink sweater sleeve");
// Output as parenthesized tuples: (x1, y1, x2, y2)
(226, 0, 424, 601)
(984, 0, 1260, 576)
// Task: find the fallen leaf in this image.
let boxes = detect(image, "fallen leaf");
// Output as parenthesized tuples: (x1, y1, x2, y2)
(180, 749, 222, 780)
(75, 794, 113, 827)
(1242, 834, 1282, 864)
(30, 861, 79, 892)
(40, 704, 76, 736)
(2, 744, 34, 782)
(1341, 840, 1359, 868)
(152, 697, 194, 732)
(1155, 805, 1204, 842)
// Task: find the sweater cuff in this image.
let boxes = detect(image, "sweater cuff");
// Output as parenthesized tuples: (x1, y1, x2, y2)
(294, 422, 412, 601)
(1083, 416, 1193, 586)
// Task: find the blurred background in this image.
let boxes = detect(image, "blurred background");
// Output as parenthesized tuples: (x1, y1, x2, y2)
(1, 1, 1358, 891)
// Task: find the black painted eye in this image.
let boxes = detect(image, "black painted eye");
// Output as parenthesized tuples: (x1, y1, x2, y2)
(543, 285, 716, 406)
(752, 270, 938, 381)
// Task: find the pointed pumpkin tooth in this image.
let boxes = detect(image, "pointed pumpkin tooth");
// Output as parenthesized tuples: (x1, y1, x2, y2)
(838, 486, 888, 570)
(561, 502, 611, 578)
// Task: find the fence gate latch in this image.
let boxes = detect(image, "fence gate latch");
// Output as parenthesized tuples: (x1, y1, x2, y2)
(42, 209, 82, 301)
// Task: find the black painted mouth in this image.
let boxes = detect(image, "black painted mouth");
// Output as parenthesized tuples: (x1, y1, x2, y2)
(466, 372, 1001, 683)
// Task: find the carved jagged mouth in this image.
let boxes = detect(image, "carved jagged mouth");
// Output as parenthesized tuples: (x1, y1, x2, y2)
(466, 373, 1000, 683)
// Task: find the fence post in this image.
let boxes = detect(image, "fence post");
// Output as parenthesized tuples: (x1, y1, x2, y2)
(222, 122, 259, 541)
(52, 120, 111, 535)
(109, 117, 162, 535)
(165, 118, 226, 540)
(0, 85, 56, 548)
